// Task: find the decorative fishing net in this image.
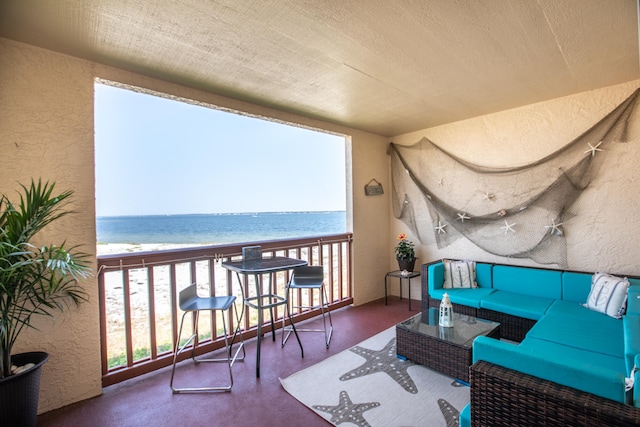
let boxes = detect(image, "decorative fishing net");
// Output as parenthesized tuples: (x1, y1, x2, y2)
(390, 89, 639, 267)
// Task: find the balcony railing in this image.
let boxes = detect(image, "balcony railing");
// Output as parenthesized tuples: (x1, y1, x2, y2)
(97, 233, 353, 386)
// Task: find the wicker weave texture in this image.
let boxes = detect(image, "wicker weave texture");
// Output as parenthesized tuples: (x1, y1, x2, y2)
(428, 298, 478, 316)
(397, 326, 471, 382)
(0, 352, 48, 427)
(476, 308, 535, 342)
(396, 322, 499, 383)
(470, 361, 640, 427)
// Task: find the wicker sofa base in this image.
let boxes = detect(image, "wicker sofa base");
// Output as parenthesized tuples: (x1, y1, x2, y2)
(470, 360, 640, 427)
(427, 297, 478, 317)
(476, 308, 536, 342)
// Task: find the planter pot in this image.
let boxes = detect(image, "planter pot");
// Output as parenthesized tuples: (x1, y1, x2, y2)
(0, 351, 49, 427)
(397, 257, 417, 272)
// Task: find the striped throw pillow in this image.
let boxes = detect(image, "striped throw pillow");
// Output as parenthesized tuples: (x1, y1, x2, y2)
(442, 259, 478, 289)
(584, 272, 629, 319)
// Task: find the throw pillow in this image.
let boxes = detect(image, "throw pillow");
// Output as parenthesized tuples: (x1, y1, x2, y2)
(583, 272, 630, 319)
(442, 259, 478, 289)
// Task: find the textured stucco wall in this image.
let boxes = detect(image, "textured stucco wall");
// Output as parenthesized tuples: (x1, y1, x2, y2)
(390, 81, 640, 299)
(0, 39, 101, 411)
(349, 134, 391, 303)
(0, 37, 390, 412)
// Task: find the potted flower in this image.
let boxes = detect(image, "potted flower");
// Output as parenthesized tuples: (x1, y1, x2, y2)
(0, 179, 91, 427)
(394, 233, 417, 272)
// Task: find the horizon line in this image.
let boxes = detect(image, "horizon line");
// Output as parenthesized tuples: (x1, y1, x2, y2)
(97, 210, 346, 218)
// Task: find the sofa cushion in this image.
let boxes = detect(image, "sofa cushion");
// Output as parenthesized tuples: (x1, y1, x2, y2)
(628, 289, 640, 315)
(459, 403, 470, 427)
(479, 290, 553, 320)
(492, 265, 562, 299)
(626, 279, 640, 315)
(472, 336, 628, 404)
(624, 315, 640, 377)
(520, 337, 626, 374)
(545, 299, 598, 318)
(430, 287, 495, 309)
(474, 263, 493, 288)
(584, 272, 629, 319)
(526, 311, 623, 358)
(635, 354, 640, 408)
(561, 271, 592, 303)
(443, 259, 478, 288)
(428, 262, 492, 294)
(428, 262, 445, 294)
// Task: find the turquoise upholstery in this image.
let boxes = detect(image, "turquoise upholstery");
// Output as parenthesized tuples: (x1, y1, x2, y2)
(427, 261, 493, 290)
(635, 354, 640, 408)
(427, 262, 445, 291)
(561, 271, 592, 303)
(545, 298, 591, 318)
(459, 403, 470, 427)
(428, 262, 494, 308)
(520, 337, 626, 374)
(526, 311, 623, 357)
(430, 287, 494, 308)
(423, 260, 640, 411)
(627, 287, 640, 314)
(475, 263, 493, 288)
(492, 265, 562, 298)
(479, 291, 553, 320)
(625, 315, 640, 376)
(473, 336, 628, 404)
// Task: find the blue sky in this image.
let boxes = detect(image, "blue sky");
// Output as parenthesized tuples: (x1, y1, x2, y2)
(94, 83, 347, 216)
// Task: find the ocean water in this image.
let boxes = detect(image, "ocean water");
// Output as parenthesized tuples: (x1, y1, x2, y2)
(96, 211, 347, 245)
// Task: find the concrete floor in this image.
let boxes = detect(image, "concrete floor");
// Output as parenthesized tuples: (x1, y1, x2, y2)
(38, 296, 418, 427)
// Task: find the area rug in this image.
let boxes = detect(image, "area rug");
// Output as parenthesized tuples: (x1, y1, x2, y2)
(280, 327, 469, 427)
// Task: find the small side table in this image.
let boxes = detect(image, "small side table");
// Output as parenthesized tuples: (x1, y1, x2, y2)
(385, 270, 420, 310)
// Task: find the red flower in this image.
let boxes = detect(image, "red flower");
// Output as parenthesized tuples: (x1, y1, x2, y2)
(395, 233, 415, 260)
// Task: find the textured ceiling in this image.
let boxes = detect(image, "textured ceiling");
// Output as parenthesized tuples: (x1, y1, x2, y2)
(1, 0, 639, 136)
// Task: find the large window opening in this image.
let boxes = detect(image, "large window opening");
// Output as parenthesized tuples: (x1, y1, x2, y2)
(95, 82, 347, 255)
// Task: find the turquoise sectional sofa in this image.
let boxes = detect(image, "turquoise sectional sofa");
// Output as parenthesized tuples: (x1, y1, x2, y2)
(421, 260, 640, 426)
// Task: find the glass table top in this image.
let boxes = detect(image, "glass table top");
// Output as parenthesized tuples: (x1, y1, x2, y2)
(397, 308, 500, 349)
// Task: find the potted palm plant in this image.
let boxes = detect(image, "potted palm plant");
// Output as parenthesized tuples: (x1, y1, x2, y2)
(0, 179, 91, 427)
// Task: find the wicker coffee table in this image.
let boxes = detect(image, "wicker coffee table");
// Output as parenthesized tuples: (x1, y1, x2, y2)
(396, 308, 500, 383)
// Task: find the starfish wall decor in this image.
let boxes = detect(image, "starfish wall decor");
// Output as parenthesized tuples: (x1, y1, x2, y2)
(389, 89, 639, 266)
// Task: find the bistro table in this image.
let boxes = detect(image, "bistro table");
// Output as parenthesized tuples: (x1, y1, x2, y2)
(222, 256, 307, 377)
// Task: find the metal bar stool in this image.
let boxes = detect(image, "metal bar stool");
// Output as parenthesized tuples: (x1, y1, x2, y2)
(170, 283, 245, 393)
(282, 266, 333, 349)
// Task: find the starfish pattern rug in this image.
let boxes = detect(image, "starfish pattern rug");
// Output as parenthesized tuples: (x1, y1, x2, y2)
(280, 327, 469, 427)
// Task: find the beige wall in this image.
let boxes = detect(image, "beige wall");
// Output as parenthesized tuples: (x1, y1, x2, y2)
(0, 38, 101, 412)
(390, 81, 640, 299)
(0, 37, 390, 413)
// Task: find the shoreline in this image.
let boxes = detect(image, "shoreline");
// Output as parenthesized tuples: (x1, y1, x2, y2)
(96, 243, 211, 256)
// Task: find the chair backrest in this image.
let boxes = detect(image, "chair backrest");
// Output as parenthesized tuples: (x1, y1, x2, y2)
(179, 283, 199, 309)
(291, 266, 324, 286)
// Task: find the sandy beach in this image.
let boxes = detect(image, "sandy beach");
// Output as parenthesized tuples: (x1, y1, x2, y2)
(99, 243, 239, 365)
(98, 241, 339, 368)
(97, 243, 207, 256)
